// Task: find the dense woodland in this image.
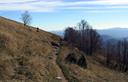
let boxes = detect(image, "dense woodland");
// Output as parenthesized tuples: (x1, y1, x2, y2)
(104, 39, 128, 72)
(64, 20, 128, 72)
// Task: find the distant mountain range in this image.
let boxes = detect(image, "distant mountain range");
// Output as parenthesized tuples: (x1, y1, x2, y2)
(52, 31, 64, 37)
(97, 28, 128, 39)
(52, 28, 128, 40)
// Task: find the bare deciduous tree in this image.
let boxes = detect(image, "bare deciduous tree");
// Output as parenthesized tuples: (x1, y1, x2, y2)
(21, 11, 31, 26)
(103, 39, 128, 72)
(64, 20, 101, 55)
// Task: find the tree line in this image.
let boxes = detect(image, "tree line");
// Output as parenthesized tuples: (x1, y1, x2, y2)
(104, 39, 128, 72)
(64, 19, 128, 72)
(64, 20, 101, 55)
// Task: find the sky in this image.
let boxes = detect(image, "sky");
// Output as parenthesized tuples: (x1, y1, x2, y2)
(0, 0, 128, 31)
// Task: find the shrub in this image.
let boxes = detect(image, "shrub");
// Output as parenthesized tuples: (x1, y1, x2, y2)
(56, 46, 79, 82)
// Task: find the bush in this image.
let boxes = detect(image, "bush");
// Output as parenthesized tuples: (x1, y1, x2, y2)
(65, 53, 87, 68)
(56, 46, 79, 82)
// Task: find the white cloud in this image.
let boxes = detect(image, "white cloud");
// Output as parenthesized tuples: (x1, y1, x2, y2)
(0, 0, 61, 12)
(0, 0, 128, 12)
(0, 0, 62, 3)
(85, 10, 128, 13)
(101, 0, 128, 4)
(0, 0, 33, 3)
(62, 5, 128, 10)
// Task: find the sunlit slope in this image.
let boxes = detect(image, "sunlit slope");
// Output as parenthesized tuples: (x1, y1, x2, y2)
(0, 16, 62, 82)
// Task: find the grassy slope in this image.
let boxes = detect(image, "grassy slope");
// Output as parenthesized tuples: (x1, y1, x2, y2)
(59, 45, 128, 82)
(0, 16, 61, 82)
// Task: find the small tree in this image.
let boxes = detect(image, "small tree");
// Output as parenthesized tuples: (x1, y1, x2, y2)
(21, 11, 31, 26)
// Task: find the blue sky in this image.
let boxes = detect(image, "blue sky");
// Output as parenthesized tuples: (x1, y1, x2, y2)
(0, 0, 128, 31)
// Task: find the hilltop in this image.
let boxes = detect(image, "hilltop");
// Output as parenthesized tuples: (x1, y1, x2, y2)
(0, 16, 128, 82)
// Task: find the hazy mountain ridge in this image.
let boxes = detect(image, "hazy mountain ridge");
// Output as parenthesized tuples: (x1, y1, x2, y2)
(52, 28, 128, 40)
(98, 28, 128, 39)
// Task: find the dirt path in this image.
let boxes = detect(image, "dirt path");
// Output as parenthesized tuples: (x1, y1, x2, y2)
(52, 46, 68, 82)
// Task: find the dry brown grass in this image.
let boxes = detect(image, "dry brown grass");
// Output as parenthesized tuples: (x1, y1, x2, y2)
(0, 16, 61, 82)
(59, 45, 128, 82)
